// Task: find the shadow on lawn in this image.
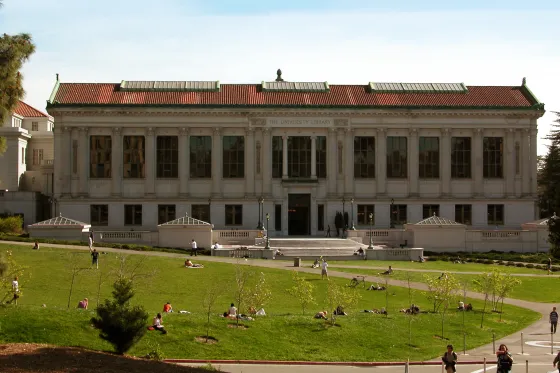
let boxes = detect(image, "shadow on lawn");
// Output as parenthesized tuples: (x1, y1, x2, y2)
(0, 344, 211, 373)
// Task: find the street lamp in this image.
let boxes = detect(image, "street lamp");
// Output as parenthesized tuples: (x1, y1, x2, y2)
(265, 213, 271, 249)
(350, 198, 356, 230)
(342, 197, 346, 229)
(256, 197, 264, 230)
(390, 198, 395, 229)
(368, 212, 374, 250)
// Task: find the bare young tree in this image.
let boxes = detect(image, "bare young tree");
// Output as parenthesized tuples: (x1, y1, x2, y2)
(496, 274, 521, 320)
(473, 272, 494, 328)
(247, 272, 272, 315)
(287, 271, 316, 315)
(234, 261, 254, 327)
(66, 252, 88, 309)
(325, 280, 361, 326)
(202, 279, 226, 342)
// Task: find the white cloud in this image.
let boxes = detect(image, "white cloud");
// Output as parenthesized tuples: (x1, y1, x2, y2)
(2, 4, 557, 154)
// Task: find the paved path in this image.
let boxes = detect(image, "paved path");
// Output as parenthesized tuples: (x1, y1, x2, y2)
(3, 240, 560, 373)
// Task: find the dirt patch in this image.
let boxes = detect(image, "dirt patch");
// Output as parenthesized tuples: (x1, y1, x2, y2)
(0, 343, 214, 373)
(227, 323, 249, 329)
(195, 336, 218, 344)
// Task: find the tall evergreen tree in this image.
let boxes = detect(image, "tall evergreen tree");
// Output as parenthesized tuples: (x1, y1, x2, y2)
(0, 1, 36, 152)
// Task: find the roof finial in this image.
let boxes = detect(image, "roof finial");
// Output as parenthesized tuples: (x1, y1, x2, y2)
(276, 69, 284, 82)
(59, 212, 62, 217)
(522, 77, 526, 86)
(56, 73, 59, 82)
(433, 212, 437, 217)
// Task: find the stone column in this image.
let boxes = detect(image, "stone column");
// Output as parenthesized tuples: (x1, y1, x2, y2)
(505, 129, 515, 197)
(145, 127, 155, 196)
(473, 128, 483, 196)
(521, 128, 531, 196)
(282, 135, 288, 178)
(78, 127, 89, 196)
(376, 128, 387, 196)
(53, 126, 63, 197)
(111, 127, 122, 197)
(262, 128, 272, 197)
(179, 127, 189, 197)
(328, 128, 337, 195)
(441, 128, 451, 197)
(212, 127, 222, 197)
(530, 127, 538, 196)
(245, 127, 255, 196)
(344, 128, 354, 196)
(409, 128, 419, 196)
(63, 126, 72, 195)
(70, 127, 79, 197)
(311, 136, 317, 178)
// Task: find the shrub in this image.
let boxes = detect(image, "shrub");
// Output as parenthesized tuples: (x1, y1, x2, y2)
(91, 277, 149, 354)
(516, 263, 525, 267)
(506, 261, 515, 266)
(484, 260, 493, 265)
(0, 216, 23, 234)
(525, 263, 534, 268)
(496, 261, 504, 265)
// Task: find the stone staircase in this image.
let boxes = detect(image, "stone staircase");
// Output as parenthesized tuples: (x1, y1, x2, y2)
(253, 237, 366, 258)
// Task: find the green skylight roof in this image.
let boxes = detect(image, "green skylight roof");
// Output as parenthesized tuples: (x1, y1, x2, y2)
(262, 81, 330, 93)
(369, 82, 468, 94)
(120, 81, 220, 92)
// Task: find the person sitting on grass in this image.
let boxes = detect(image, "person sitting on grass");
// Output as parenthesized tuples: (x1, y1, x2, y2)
(418, 255, 425, 263)
(379, 266, 393, 275)
(438, 272, 448, 280)
(458, 301, 465, 310)
(77, 298, 88, 309)
(334, 305, 347, 316)
(465, 303, 473, 311)
(222, 303, 237, 318)
(32, 241, 40, 250)
(163, 302, 173, 313)
(314, 310, 328, 320)
(151, 313, 167, 334)
(184, 259, 204, 268)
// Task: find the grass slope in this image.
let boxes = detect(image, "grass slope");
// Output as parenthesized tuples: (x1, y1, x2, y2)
(0, 244, 540, 362)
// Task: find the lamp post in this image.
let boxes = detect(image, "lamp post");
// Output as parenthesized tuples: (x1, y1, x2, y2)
(265, 213, 271, 249)
(350, 198, 356, 230)
(256, 197, 264, 230)
(390, 198, 395, 229)
(48, 197, 57, 218)
(208, 198, 212, 224)
(342, 197, 346, 229)
(368, 212, 374, 249)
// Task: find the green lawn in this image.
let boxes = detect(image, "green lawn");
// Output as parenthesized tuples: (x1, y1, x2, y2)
(0, 244, 541, 361)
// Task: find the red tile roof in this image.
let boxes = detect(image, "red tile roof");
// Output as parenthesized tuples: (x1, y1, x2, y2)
(48, 83, 542, 110)
(14, 101, 48, 118)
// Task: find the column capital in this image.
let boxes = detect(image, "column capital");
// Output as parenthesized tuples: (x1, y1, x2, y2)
(213, 127, 221, 135)
(245, 127, 255, 135)
(262, 127, 271, 134)
(112, 127, 122, 135)
(78, 127, 89, 133)
(376, 127, 387, 134)
(442, 128, 451, 137)
(329, 127, 337, 133)
(63, 126, 72, 132)
(474, 128, 483, 136)
(310, 135, 317, 140)
(282, 135, 289, 140)
(146, 127, 155, 136)
(344, 127, 354, 134)
(179, 127, 189, 136)
(409, 128, 418, 135)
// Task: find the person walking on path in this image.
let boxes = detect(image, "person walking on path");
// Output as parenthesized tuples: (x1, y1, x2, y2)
(442, 344, 457, 373)
(554, 349, 560, 373)
(88, 232, 94, 252)
(496, 344, 513, 373)
(325, 225, 331, 237)
(551, 306, 559, 334)
(91, 249, 99, 269)
(191, 239, 198, 256)
(321, 259, 328, 280)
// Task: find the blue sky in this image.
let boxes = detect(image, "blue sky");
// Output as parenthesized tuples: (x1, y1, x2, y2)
(1, 0, 559, 154)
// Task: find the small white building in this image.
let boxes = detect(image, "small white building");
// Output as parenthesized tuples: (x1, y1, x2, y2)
(405, 214, 467, 251)
(28, 214, 91, 241)
(158, 214, 213, 249)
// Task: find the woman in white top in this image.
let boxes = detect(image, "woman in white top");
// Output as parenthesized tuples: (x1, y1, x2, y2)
(228, 303, 237, 317)
(152, 313, 167, 334)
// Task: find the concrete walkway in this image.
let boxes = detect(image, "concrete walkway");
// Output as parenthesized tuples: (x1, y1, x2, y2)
(3, 240, 559, 373)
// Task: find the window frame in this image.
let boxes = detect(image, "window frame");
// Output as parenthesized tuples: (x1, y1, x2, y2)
(90, 135, 112, 178)
(225, 204, 243, 226)
(90, 204, 109, 226)
(487, 204, 504, 226)
(483, 137, 504, 179)
(31, 122, 38, 131)
(316, 136, 327, 178)
(272, 136, 283, 179)
(288, 136, 311, 178)
(123, 136, 146, 179)
(222, 136, 245, 178)
(354, 136, 376, 179)
(156, 136, 178, 179)
(454, 204, 472, 225)
(386, 136, 408, 178)
(422, 204, 440, 219)
(191, 204, 211, 223)
(189, 136, 212, 179)
(419, 136, 440, 179)
(124, 204, 143, 226)
(392, 205, 407, 225)
(451, 137, 472, 179)
(357, 204, 375, 225)
(157, 204, 176, 225)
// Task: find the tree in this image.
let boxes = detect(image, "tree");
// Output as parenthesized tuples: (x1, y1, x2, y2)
(423, 272, 459, 338)
(496, 274, 521, 320)
(202, 280, 225, 343)
(247, 272, 272, 314)
(0, 250, 27, 304)
(0, 30, 36, 153)
(287, 271, 316, 315)
(325, 279, 361, 326)
(233, 261, 253, 327)
(66, 252, 87, 309)
(91, 277, 149, 355)
(473, 272, 494, 328)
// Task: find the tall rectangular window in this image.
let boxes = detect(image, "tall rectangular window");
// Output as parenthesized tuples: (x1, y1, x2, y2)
(357, 204, 375, 225)
(272, 136, 283, 178)
(191, 204, 210, 223)
(275, 204, 282, 231)
(90, 136, 111, 178)
(156, 136, 178, 178)
(316, 136, 327, 178)
(32, 149, 43, 166)
(190, 136, 212, 178)
(124, 205, 142, 226)
(317, 204, 324, 231)
(422, 204, 440, 219)
(354, 136, 375, 178)
(288, 137, 311, 178)
(123, 136, 145, 178)
(455, 204, 472, 225)
(225, 205, 243, 225)
(419, 137, 440, 178)
(387, 136, 407, 178)
(451, 137, 471, 178)
(392, 205, 407, 225)
(90, 205, 109, 226)
(31, 122, 38, 131)
(223, 136, 245, 178)
(483, 137, 503, 178)
(158, 204, 176, 224)
(487, 204, 504, 225)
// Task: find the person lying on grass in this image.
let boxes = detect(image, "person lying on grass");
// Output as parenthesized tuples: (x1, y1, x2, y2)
(185, 259, 204, 268)
(314, 310, 328, 320)
(379, 266, 393, 275)
(77, 298, 88, 309)
(367, 283, 386, 291)
(363, 308, 387, 315)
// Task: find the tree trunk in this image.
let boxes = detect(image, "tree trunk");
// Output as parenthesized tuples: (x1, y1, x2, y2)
(480, 298, 487, 328)
(67, 272, 76, 309)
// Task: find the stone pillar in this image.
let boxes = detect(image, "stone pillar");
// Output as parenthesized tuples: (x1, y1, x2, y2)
(78, 127, 89, 196)
(282, 135, 288, 178)
(212, 128, 222, 197)
(245, 127, 255, 196)
(53, 126, 63, 197)
(70, 127, 78, 197)
(521, 128, 531, 196)
(344, 128, 354, 196)
(262, 128, 272, 197)
(328, 128, 337, 195)
(505, 129, 515, 197)
(145, 127, 155, 196)
(530, 127, 538, 196)
(179, 127, 189, 197)
(409, 128, 419, 196)
(441, 128, 451, 197)
(111, 127, 122, 197)
(63, 126, 72, 195)
(311, 136, 317, 178)
(376, 128, 387, 196)
(473, 128, 483, 196)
